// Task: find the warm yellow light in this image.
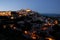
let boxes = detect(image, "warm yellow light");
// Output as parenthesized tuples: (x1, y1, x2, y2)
(8, 12, 11, 16)
(0, 11, 11, 16)
(32, 36, 36, 39)
(46, 37, 55, 40)
(26, 9, 31, 12)
(3, 12, 5, 15)
(54, 20, 58, 24)
(31, 33, 37, 39)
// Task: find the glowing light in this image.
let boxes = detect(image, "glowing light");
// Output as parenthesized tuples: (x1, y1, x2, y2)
(47, 22, 51, 26)
(26, 9, 31, 12)
(31, 33, 37, 39)
(19, 15, 22, 17)
(0, 11, 11, 16)
(11, 17, 14, 19)
(13, 27, 16, 29)
(24, 31, 28, 34)
(3, 25, 6, 29)
(3, 12, 5, 15)
(32, 36, 36, 39)
(46, 37, 55, 40)
(54, 20, 58, 24)
(8, 12, 11, 16)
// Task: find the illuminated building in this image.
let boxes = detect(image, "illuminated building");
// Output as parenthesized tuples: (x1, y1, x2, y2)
(26, 9, 31, 12)
(0, 9, 59, 40)
(0, 11, 11, 16)
(54, 20, 58, 24)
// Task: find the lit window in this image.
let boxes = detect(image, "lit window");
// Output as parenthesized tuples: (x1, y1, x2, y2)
(11, 17, 14, 19)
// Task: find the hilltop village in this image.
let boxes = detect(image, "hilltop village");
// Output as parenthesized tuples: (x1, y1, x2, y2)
(0, 9, 60, 40)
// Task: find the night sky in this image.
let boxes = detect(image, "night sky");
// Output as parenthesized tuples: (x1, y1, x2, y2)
(0, 0, 60, 13)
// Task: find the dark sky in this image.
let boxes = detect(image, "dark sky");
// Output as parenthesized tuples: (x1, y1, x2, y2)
(0, 0, 60, 13)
